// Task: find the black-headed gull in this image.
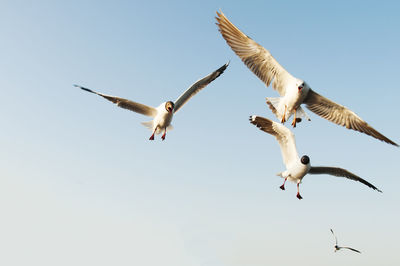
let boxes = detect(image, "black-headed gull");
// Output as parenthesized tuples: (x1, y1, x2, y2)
(76, 63, 228, 140)
(249, 115, 382, 199)
(216, 11, 398, 147)
(330, 229, 361, 254)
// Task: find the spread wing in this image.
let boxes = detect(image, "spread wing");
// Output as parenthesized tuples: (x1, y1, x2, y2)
(342, 247, 361, 253)
(173, 62, 228, 113)
(330, 229, 338, 245)
(216, 11, 296, 96)
(75, 85, 157, 117)
(250, 115, 299, 168)
(304, 89, 398, 147)
(309, 166, 382, 192)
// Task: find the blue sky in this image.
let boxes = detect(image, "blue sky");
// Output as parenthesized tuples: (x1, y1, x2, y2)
(0, 0, 399, 265)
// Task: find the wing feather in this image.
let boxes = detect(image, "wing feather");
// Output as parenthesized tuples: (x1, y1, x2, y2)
(216, 11, 296, 96)
(173, 62, 228, 113)
(304, 89, 398, 146)
(249, 115, 299, 167)
(309, 166, 382, 192)
(342, 247, 361, 253)
(75, 85, 157, 117)
(330, 229, 338, 245)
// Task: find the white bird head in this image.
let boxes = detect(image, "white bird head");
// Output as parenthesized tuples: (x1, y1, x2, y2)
(165, 101, 175, 113)
(297, 80, 310, 94)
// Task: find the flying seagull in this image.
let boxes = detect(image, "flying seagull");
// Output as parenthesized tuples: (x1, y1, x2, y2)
(330, 229, 361, 254)
(249, 115, 382, 199)
(216, 11, 398, 147)
(76, 62, 228, 140)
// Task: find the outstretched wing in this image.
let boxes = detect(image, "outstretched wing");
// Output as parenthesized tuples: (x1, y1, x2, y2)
(309, 166, 382, 192)
(173, 62, 228, 113)
(216, 11, 297, 96)
(342, 247, 361, 253)
(330, 229, 338, 245)
(75, 85, 157, 117)
(304, 89, 398, 147)
(250, 115, 299, 168)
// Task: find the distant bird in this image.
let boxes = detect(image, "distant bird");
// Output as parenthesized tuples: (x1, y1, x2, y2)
(249, 115, 382, 199)
(76, 62, 228, 140)
(330, 229, 361, 254)
(216, 11, 398, 147)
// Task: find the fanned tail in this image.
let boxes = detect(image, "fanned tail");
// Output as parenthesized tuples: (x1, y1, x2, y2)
(266, 97, 286, 121)
(296, 106, 311, 122)
(141, 121, 154, 130)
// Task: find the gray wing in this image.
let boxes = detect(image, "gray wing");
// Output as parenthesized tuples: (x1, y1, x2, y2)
(75, 85, 157, 117)
(173, 62, 228, 113)
(342, 247, 361, 253)
(309, 166, 382, 192)
(304, 89, 398, 147)
(249, 115, 299, 168)
(330, 229, 338, 245)
(216, 11, 297, 96)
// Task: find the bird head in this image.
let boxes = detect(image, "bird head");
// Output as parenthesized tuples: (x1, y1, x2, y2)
(297, 81, 309, 94)
(300, 155, 310, 165)
(165, 101, 175, 113)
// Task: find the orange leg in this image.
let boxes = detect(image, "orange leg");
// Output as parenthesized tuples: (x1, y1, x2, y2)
(281, 105, 287, 123)
(291, 109, 297, 128)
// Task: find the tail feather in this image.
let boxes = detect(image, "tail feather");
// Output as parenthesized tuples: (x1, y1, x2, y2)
(266, 97, 284, 121)
(297, 106, 311, 121)
(141, 121, 153, 130)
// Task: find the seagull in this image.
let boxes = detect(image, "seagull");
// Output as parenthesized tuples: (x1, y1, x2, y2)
(249, 115, 382, 199)
(216, 11, 398, 147)
(76, 62, 228, 140)
(330, 229, 361, 254)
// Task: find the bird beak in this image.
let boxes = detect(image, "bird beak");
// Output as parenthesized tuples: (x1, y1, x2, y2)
(168, 107, 173, 113)
(298, 87, 302, 93)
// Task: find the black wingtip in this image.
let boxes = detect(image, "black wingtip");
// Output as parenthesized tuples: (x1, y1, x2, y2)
(75, 84, 95, 94)
(218, 61, 229, 74)
(249, 115, 257, 123)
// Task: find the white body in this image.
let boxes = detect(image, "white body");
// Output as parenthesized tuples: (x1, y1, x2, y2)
(280, 160, 311, 184)
(142, 102, 174, 134)
(271, 79, 311, 122)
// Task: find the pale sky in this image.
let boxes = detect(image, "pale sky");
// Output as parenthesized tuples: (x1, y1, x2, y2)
(0, 1, 399, 265)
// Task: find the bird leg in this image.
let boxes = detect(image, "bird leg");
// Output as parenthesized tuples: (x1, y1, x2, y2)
(296, 183, 303, 200)
(291, 109, 297, 128)
(161, 128, 167, 141)
(280, 178, 287, 190)
(281, 105, 287, 123)
(149, 130, 156, 141)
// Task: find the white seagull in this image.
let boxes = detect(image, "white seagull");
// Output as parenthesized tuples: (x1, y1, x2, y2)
(216, 11, 398, 147)
(249, 115, 382, 199)
(76, 62, 228, 140)
(330, 229, 361, 254)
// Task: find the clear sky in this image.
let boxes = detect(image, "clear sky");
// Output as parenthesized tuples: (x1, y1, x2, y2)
(1, 0, 399, 265)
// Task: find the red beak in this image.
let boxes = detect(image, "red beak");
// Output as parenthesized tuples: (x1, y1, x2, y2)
(168, 107, 173, 113)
